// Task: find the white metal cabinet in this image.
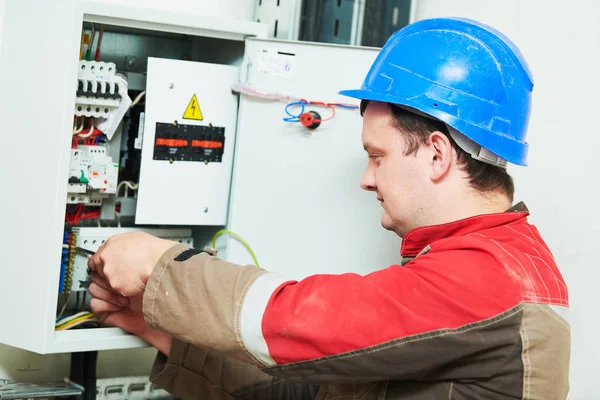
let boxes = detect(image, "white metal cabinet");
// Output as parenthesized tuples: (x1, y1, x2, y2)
(0, 0, 266, 354)
(0, 1, 400, 355)
(226, 38, 402, 279)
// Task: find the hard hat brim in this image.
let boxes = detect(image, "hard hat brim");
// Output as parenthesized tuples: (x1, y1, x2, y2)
(339, 88, 528, 167)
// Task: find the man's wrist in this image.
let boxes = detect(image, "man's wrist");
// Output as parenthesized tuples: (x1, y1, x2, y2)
(138, 326, 173, 357)
(143, 239, 180, 285)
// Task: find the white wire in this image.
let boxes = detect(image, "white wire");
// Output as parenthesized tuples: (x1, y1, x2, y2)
(55, 311, 93, 326)
(78, 118, 95, 138)
(117, 181, 139, 198)
(232, 82, 296, 102)
(130, 91, 146, 108)
(73, 118, 85, 135)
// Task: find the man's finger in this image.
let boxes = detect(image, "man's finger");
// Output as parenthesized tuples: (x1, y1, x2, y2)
(88, 247, 106, 278)
(88, 282, 129, 307)
(90, 272, 120, 294)
(90, 298, 122, 313)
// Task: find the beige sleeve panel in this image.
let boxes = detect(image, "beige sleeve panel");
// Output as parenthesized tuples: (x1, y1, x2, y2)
(142, 244, 266, 365)
(150, 339, 275, 400)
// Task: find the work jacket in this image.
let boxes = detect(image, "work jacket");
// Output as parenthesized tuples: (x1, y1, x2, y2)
(143, 202, 570, 399)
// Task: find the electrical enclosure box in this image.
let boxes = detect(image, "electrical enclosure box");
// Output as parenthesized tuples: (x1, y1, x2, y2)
(0, 0, 401, 355)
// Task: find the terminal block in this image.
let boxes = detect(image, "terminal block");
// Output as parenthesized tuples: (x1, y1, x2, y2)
(68, 228, 194, 292)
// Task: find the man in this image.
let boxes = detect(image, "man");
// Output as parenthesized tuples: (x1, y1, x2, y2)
(88, 17, 570, 399)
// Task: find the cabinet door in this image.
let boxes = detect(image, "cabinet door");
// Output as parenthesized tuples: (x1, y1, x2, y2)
(0, 0, 266, 354)
(226, 38, 402, 279)
(0, 0, 81, 353)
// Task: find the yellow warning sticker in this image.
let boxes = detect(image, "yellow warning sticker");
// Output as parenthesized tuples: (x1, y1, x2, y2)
(182, 94, 204, 121)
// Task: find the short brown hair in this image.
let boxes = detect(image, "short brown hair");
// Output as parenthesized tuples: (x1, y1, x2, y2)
(361, 100, 514, 201)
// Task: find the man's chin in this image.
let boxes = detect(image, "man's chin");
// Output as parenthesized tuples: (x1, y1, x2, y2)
(380, 216, 394, 231)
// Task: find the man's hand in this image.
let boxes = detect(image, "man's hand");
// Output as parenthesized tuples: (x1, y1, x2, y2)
(89, 273, 173, 356)
(87, 231, 176, 297)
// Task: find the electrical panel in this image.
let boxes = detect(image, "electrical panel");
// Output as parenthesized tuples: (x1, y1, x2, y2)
(0, 0, 400, 357)
(134, 58, 239, 226)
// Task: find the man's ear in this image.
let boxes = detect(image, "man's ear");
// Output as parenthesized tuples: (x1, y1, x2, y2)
(428, 131, 453, 182)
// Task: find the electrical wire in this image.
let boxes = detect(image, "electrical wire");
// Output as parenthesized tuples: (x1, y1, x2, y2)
(233, 82, 360, 109)
(81, 292, 87, 312)
(94, 24, 103, 62)
(284, 101, 306, 122)
(117, 181, 139, 198)
(66, 205, 102, 226)
(56, 294, 70, 321)
(130, 91, 146, 108)
(211, 230, 260, 267)
(283, 101, 337, 124)
(73, 117, 85, 135)
(74, 292, 81, 314)
(232, 82, 358, 126)
(56, 311, 97, 331)
(79, 30, 85, 60)
(78, 118, 96, 138)
(85, 24, 95, 62)
(56, 311, 92, 325)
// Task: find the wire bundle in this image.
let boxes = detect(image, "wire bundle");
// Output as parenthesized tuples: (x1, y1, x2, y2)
(66, 205, 101, 226)
(55, 312, 99, 331)
(72, 117, 103, 149)
(116, 181, 139, 198)
(80, 23, 103, 61)
(232, 82, 359, 126)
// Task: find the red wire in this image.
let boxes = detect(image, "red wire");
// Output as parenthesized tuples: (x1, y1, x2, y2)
(296, 99, 344, 123)
(95, 25, 103, 61)
(314, 105, 336, 122)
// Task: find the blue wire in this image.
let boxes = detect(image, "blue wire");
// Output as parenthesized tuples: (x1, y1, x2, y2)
(329, 103, 359, 109)
(283, 101, 306, 122)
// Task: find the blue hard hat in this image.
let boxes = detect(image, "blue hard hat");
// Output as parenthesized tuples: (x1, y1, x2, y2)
(340, 17, 534, 166)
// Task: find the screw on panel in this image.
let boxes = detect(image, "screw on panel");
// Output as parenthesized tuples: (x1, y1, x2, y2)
(204, 207, 209, 213)
(169, 83, 174, 89)
(125, 56, 137, 71)
(169, 159, 174, 164)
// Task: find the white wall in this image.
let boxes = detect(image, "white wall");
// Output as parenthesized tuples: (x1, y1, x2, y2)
(413, 1, 598, 398)
(0, 0, 256, 384)
(0, 0, 4, 62)
(101, 0, 256, 21)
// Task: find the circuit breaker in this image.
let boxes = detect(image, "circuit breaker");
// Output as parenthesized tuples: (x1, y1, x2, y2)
(135, 58, 240, 226)
(67, 146, 119, 206)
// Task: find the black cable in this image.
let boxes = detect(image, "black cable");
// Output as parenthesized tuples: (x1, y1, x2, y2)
(74, 292, 81, 315)
(81, 292, 87, 312)
(69, 351, 98, 400)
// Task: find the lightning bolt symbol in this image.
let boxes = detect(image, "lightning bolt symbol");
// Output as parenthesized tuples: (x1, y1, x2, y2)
(191, 100, 196, 115)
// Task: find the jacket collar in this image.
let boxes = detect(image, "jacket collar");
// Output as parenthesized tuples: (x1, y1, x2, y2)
(400, 201, 529, 257)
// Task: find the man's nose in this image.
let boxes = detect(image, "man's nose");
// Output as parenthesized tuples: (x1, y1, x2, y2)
(360, 169, 376, 191)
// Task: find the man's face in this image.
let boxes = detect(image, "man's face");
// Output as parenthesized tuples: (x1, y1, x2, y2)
(360, 102, 432, 237)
